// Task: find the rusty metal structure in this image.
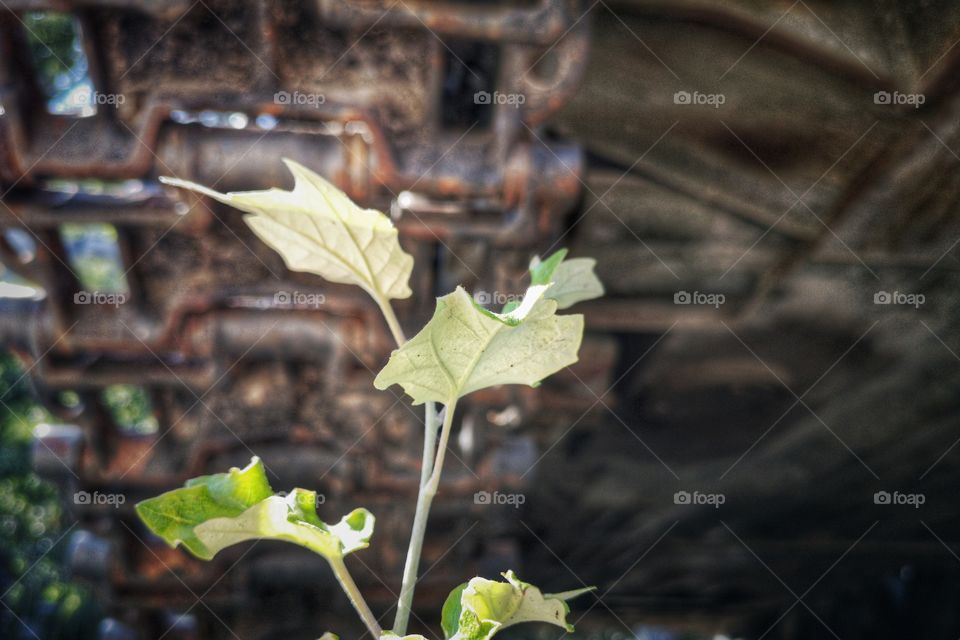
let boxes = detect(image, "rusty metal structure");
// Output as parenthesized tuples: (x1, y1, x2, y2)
(3, 1, 960, 639)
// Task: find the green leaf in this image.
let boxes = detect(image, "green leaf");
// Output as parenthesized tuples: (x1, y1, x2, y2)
(135, 457, 273, 559)
(530, 249, 604, 310)
(373, 286, 584, 405)
(380, 633, 429, 640)
(501, 249, 603, 314)
(136, 458, 374, 561)
(529, 249, 569, 288)
(194, 493, 373, 560)
(159, 159, 414, 301)
(442, 571, 594, 640)
(442, 582, 468, 638)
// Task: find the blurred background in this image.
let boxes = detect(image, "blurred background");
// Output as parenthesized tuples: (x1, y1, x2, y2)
(1, 1, 960, 639)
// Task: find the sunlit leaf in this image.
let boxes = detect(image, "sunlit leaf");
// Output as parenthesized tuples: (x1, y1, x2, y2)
(134, 457, 272, 559)
(160, 159, 414, 301)
(442, 582, 468, 639)
(136, 458, 373, 561)
(441, 571, 594, 640)
(529, 249, 603, 310)
(374, 286, 583, 405)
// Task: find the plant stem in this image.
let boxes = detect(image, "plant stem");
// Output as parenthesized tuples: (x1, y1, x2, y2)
(377, 297, 447, 634)
(424, 401, 456, 496)
(377, 296, 407, 346)
(420, 403, 439, 486)
(379, 298, 438, 487)
(393, 400, 456, 634)
(330, 556, 383, 638)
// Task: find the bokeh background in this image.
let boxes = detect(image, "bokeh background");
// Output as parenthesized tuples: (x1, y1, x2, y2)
(2, 2, 960, 639)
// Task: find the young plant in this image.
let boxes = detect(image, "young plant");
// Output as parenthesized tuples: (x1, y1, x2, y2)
(139, 160, 604, 639)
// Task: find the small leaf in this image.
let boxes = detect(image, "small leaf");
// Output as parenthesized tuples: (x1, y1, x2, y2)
(160, 159, 414, 301)
(529, 249, 569, 288)
(136, 458, 374, 562)
(135, 457, 272, 559)
(443, 571, 594, 640)
(374, 286, 583, 405)
(318, 633, 339, 640)
(380, 633, 429, 640)
(441, 582, 468, 638)
(530, 249, 604, 309)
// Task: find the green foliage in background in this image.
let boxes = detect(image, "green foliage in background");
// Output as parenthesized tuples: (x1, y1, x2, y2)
(102, 385, 158, 435)
(59, 224, 129, 294)
(0, 353, 100, 640)
(22, 12, 83, 97)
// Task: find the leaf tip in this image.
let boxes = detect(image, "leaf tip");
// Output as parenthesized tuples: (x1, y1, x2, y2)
(279, 156, 308, 176)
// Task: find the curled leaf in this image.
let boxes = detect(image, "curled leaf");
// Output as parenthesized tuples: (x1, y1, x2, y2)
(441, 571, 594, 640)
(134, 457, 272, 559)
(529, 249, 604, 310)
(136, 458, 374, 562)
(374, 286, 583, 405)
(160, 159, 414, 301)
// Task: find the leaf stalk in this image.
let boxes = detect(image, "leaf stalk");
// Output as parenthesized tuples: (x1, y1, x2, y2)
(329, 555, 383, 638)
(393, 399, 457, 634)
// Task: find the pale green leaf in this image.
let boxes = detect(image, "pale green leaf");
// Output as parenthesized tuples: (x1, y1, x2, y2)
(380, 633, 429, 640)
(373, 286, 583, 405)
(442, 571, 594, 640)
(530, 249, 604, 309)
(194, 493, 373, 560)
(136, 458, 374, 561)
(159, 159, 413, 301)
(543, 586, 597, 601)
